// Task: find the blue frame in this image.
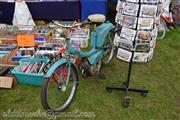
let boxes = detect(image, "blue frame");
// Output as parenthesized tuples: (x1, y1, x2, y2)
(45, 22, 114, 79)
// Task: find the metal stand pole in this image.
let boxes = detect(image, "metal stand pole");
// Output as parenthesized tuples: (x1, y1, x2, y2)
(106, 50, 149, 107)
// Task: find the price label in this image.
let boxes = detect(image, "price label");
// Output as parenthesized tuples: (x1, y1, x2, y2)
(17, 35, 35, 47)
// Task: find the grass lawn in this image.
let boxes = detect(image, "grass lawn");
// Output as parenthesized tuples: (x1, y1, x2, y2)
(0, 28, 180, 120)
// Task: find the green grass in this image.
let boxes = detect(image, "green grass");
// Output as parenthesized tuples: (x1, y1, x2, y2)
(0, 28, 180, 120)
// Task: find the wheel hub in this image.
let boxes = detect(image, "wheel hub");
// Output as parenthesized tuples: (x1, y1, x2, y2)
(61, 85, 67, 92)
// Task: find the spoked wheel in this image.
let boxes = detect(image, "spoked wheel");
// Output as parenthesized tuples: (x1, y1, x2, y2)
(157, 18, 167, 40)
(102, 31, 115, 65)
(41, 63, 79, 115)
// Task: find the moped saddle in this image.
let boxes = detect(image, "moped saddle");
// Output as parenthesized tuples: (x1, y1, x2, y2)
(88, 14, 106, 23)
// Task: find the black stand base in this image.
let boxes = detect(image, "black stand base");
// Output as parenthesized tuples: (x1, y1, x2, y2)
(106, 85, 148, 94)
(106, 85, 148, 107)
(106, 50, 149, 108)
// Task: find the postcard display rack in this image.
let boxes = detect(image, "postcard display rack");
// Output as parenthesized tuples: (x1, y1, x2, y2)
(106, 0, 162, 107)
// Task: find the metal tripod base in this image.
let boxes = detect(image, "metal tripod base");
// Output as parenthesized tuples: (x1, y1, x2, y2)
(106, 85, 149, 107)
(106, 85, 148, 94)
(107, 50, 149, 107)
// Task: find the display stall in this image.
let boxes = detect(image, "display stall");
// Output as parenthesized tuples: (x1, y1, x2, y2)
(0, 1, 81, 24)
(0, 22, 90, 86)
(114, 0, 162, 62)
(0, 0, 109, 24)
(106, 0, 162, 107)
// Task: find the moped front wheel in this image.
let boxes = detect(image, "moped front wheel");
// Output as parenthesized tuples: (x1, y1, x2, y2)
(41, 62, 79, 115)
(102, 31, 115, 65)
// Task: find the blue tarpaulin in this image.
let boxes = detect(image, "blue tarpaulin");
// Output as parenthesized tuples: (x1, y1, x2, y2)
(80, 0, 107, 21)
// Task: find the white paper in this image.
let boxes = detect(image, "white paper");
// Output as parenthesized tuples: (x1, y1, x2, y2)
(12, 1, 35, 26)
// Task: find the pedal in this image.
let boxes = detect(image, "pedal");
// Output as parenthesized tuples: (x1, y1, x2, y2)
(81, 69, 88, 77)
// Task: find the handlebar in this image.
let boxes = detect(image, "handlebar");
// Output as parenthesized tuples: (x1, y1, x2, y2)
(50, 20, 91, 29)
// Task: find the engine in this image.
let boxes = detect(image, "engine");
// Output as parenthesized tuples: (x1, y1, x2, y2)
(80, 58, 101, 77)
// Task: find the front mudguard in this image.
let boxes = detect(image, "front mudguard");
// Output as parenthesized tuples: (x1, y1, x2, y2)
(44, 58, 79, 83)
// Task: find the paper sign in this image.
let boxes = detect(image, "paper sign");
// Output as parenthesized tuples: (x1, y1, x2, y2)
(17, 35, 35, 47)
(0, 77, 13, 88)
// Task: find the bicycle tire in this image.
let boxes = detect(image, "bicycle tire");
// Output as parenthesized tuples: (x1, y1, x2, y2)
(157, 18, 167, 40)
(102, 31, 115, 65)
(41, 62, 79, 115)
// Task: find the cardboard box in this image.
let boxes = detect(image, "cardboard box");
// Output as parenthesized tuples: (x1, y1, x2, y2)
(0, 76, 17, 88)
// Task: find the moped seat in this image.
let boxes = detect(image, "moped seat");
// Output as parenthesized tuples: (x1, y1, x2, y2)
(88, 14, 106, 23)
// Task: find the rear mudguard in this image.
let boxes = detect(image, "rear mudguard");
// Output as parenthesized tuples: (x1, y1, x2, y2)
(44, 58, 79, 83)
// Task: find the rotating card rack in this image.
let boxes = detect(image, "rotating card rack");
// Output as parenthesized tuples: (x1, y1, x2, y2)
(106, 0, 162, 107)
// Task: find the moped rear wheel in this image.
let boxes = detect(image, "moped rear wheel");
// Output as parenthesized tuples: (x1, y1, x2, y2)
(157, 18, 167, 40)
(102, 31, 115, 65)
(41, 62, 78, 115)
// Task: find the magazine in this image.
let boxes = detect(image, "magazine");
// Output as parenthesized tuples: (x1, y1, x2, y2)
(119, 15, 137, 29)
(138, 18, 154, 30)
(71, 29, 89, 39)
(151, 28, 158, 40)
(150, 39, 156, 48)
(119, 38, 134, 50)
(70, 28, 89, 48)
(134, 48, 155, 62)
(117, 48, 132, 62)
(50, 37, 66, 45)
(140, 0, 161, 4)
(157, 3, 163, 15)
(133, 52, 149, 62)
(123, 0, 139, 3)
(18, 61, 45, 74)
(114, 28, 134, 49)
(35, 50, 57, 59)
(115, 13, 121, 24)
(135, 43, 150, 52)
(148, 48, 154, 61)
(116, 1, 123, 13)
(70, 38, 88, 48)
(113, 34, 121, 46)
(140, 4, 157, 18)
(120, 27, 137, 41)
(122, 2, 139, 16)
(136, 31, 152, 41)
